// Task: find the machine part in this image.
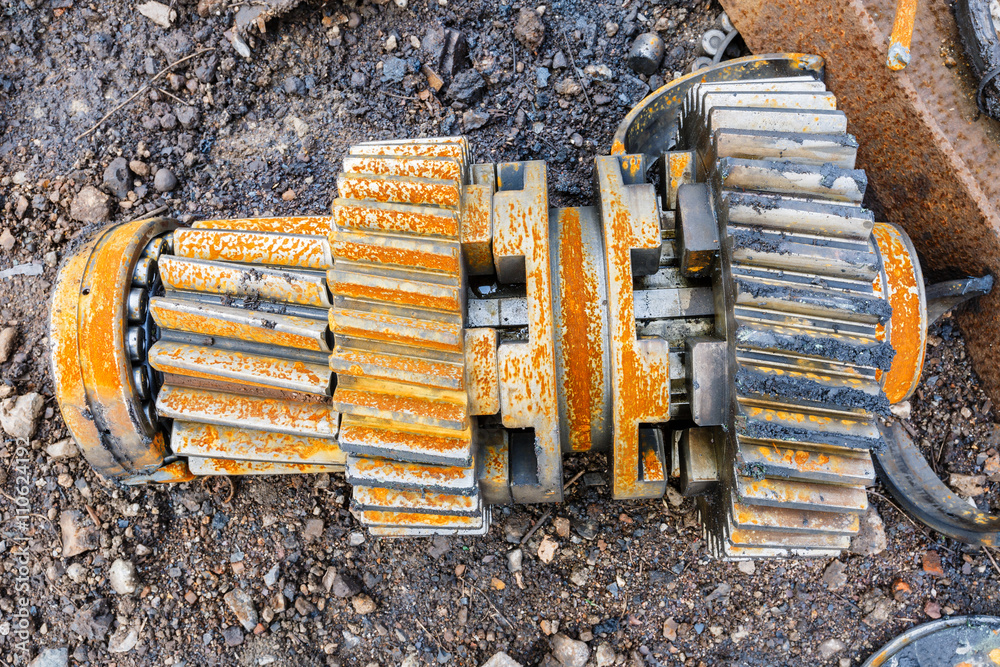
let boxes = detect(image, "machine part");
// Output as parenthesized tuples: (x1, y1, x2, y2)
(53, 57, 987, 555)
(926, 275, 995, 325)
(887, 0, 918, 70)
(719, 0, 1000, 412)
(956, 0, 1000, 118)
(861, 616, 1000, 666)
(700, 29, 727, 57)
(688, 13, 749, 73)
(874, 421, 1000, 546)
(628, 33, 666, 76)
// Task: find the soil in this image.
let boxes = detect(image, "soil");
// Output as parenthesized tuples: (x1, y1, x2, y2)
(1, 1, 999, 666)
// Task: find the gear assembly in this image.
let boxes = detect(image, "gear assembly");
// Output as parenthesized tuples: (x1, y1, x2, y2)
(48, 54, 993, 559)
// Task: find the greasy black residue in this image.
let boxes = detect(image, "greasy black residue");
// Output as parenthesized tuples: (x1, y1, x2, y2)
(261, 319, 277, 329)
(740, 416, 885, 452)
(736, 325, 896, 371)
(738, 461, 767, 481)
(736, 367, 891, 417)
(731, 226, 787, 254)
(735, 278, 893, 323)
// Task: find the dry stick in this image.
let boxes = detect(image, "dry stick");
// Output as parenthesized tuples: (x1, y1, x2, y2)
(125, 204, 169, 223)
(462, 577, 515, 629)
(869, 490, 962, 555)
(984, 545, 1000, 577)
(74, 48, 216, 142)
(156, 86, 187, 106)
(559, 27, 595, 112)
(518, 469, 587, 546)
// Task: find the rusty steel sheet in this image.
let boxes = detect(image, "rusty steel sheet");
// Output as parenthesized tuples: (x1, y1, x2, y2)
(148, 341, 332, 395)
(330, 229, 462, 276)
(328, 307, 463, 353)
(349, 136, 470, 162)
(331, 199, 461, 239)
(461, 182, 496, 276)
(356, 509, 485, 531)
(873, 223, 928, 404)
(736, 442, 875, 486)
(737, 475, 869, 513)
(173, 228, 333, 270)
(187, 457, 344, 476)
(338, 414, 472, 466)
(345, 453, 476, 494)
(460, 329, 498, 418)
(493, 160, 564, 503)
(155, 385, 339, 438)
(352, 486, 481, 516)
(721, 0, 1000, 406)
(150, 297, 331, 353)
(595, 155, 670, 500)
(173, 421, 346, 465)
(159, 256, 332, 308)
(192, 215, 333, 236)
(50, 218, 177, 480)
(551, 206, 612, 453)
(730, 499, 861, 534)
(476, 430, 512, 504)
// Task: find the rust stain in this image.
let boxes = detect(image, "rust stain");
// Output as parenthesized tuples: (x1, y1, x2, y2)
(340, 415, 470, 457)
(329, 273, 460, 312)
(328, 308, 463, 352)
(330, 237, 460, 275)
(461, 184, 495, 275)
(465, 328, 499, 416)
(332, 199, 460, 238)
(360, 509, 480, 528)
(174, 421, 345, 464)
(150, 300, 327, 352)
(355, 486, 477, 512)
(338, 174, 461, 208)
(343, 155, 462, 181)
(331, 347, 464, 388)
(193, 216, 334, 236)
(174, 229, 331, 269)
(159, 256, 330, 308)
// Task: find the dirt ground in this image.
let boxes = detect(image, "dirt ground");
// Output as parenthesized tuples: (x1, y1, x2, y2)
(1, 0, 999, 665)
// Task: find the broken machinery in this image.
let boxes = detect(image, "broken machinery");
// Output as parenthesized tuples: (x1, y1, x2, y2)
(50, 54, 992, 558)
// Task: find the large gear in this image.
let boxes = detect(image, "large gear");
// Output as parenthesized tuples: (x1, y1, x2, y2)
(50, 55, 984, 556)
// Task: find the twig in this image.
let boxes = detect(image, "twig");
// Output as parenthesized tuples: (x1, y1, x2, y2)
(984, 545, 1000, 577)
(415, 617, 450, 648)
(85, 504, 102, 527)
(125, 204, 169, 223)
(559, 27, 595, 112)
(518, 470, 587, 546)
(828, 591, 863, 613)
(868, 490, 920, 529)
(74, 48, 216, 141)
(462, 577, 514, 629)
(156, 86, 187, 106)
(380, 90, 419, 101)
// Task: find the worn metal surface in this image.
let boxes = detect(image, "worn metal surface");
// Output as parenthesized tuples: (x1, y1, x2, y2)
(50, 218, 177, 480)
(861, 616, 1000, 667)
(173, 421, 345, 465)
(174, 228, 333, 270)
(596, 155, 670, 500)
(493, 161, 564, 503)
(721, 0, 1000, 407)
(160, 256, 332, 308)
(886, 0, 918, 69)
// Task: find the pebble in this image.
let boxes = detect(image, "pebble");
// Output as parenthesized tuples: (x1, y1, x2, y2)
(302, 518, 324, 542)
(282, 76, 306, 96)
(385, 35, 398, 51)
(822, 560, 848, 591)
(848, 505, 887, 556)
(627, 33, 666, 76)
(446, 69, 486, 103)
(60, 510, 99, 558)
(480, 652, 522, 667)
(605, 21, 619, 37)
(553, 517, 570, 538)
(428, 535, 451, 558)
(594, 644, 615, 667)
(66, 563, 86, 583)
(924, 599, 942, 619)
(514, 8, 545, 52)
(347, 530, 365, 546)
(0, 327, 17, 363)
(330, 572, 363, 598)
(70, 599, 112, 640)
(549, 634, 589, 667)
(29, 648, 68, 667)
(463, 110, 490, 131)
(129, 160, 150, 178)
(537, 535, 558, 564)
(552, 51, 568, 70)
(103, 157, 132, 199)
(224, 588, 258, 631)
(922, 549, 945, 576)
(222, 626, 244, 647)
(569, 568, 588, 586)
(889, 400, 911, 418)
(382, 56, 408, 83)
(662, 618, 678, 641)
(153, 168, 178, 193)
(818, 638, 847, 660)
(176, 106, 200, 129)
(109, 559, 138, 594)
(536, 67, 551, 88)
(0, 392, 44, 439)
(737, 560, 755, 575)
(264, 563, 280, 588)
(352, 593, 377, 615)
(507, 548, 523, 573)
(0, 229, 14, 252)
(70, 186, 111, 223)
(107, 625, 139, 653)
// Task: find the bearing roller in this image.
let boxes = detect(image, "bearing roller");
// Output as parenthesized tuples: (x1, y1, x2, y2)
(51, 55, 982, 555)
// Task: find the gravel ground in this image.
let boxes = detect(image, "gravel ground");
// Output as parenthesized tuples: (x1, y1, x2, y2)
(2, 0, 1000, 666)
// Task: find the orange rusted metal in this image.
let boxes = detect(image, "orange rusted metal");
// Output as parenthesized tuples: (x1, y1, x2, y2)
(872, 222, 927, 404)
(343, 155, 463, 181)
(493, 161, 563, 502)
(173, 421, 345, 464)
(339, 414, 472, 465)
(173, 228, 333, 269)
(596, 155, 670, 499)
(332, 200, 460, 238)
(330, 230, 461, 275)
(193, 215, 333, 236)
(337, 173, 461, 208)
(461, 180, 496, 276)
(464, 328, 500, 416)
(188, 457, 343, 475)
(886, 0, 918, 70)
(159, 256, 332, 308)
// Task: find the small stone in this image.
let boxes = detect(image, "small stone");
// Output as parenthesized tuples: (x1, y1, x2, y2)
(554, 78, 583, 96)
(352, 594, 376, 615)
(385, 34, 398, 51)
(153, 168, 178, 193)
(185, 591, 198, 604)
(103, 157, 132, 199)
(264, 564, 280, 588)
(595, 644, 615, 667)
(129, 160, 150, 178)
(536, 67, 551, 88)
(1, 393, 44, 439)
(818, 638, 847, 660)
(553, 517, 570, 538)
(737, 560, 755, 575)
(480, 652, 523, 667)
(627, 33, 665, 76)
(463, 110, 490, 131)
(281, 189, 296, 201)
(848, 505, 887, 556)
(540, 619, 558, 635)
(69, 599, 112, 640)
(107, 625, 139, 653)
(0, 327, 17, 363)
(514, 8, 545, 52)
(70, 186, 112, 223)
(348, 530, 365, 546)
(889, 401, 911, 418)
(950, 473, 987, 496)
(29, 648, 68, 667)
(446, 69, 486, 103)
(863, 596, 895, 626)
(109, 559, 138, 594)
(549, 633, 589, 667)
(300, 518, 323, 542)
(507, 548, 523, 573)
(224, 588, 258, 631)
(66, 563, 86, 583)
(924, 599, 942, 619)
(282, 76, 306, 96)
(538, 535, 558, 564)
(176, 106, 200, 129)
(222, 626, 244, 647)
(428, 535, 451, 558)
(569, 568, 588, 587)
(584, 64, 613, 80)
(15, 196, 29, 218)
(382, 56, 408, 83)
(662, 617, 678, 641)
(922, 550, 945, 577)
(491, 577, 506, 590)
(822, 560, 848, 591)
(331, 572, 363, 598)
(0, 229, 14, 252)
(137, 1, 176, 28)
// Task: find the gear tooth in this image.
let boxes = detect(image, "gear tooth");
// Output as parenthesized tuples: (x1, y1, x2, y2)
(330, 138, 486, 534)
(678, 75, 894, 558)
